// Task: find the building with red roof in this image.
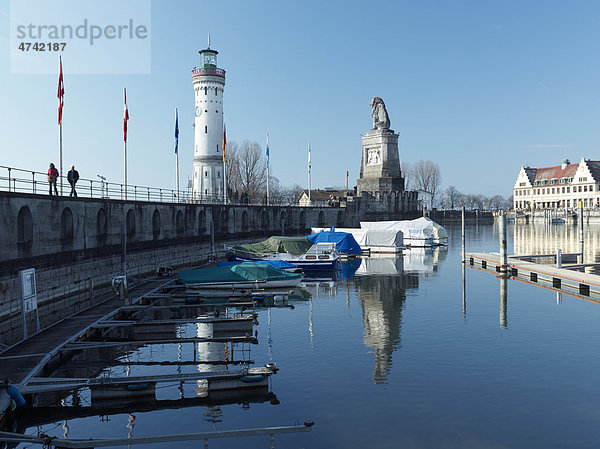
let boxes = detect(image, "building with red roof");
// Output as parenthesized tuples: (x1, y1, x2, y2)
(513, 157, 600, 210)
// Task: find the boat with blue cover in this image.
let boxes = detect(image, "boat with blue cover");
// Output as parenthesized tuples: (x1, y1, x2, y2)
(179, 262, 303, 290)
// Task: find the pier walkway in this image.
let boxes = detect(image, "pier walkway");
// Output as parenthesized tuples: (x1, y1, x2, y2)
(0, 277, 172, 416)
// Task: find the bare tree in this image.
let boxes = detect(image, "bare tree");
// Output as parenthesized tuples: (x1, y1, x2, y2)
(413, 160, 442, 205)
(488, 195, 504, 210)
(443, 186, 462, 210)
(401, 161, 412, 190)
(236, 140, 267, 203)
(474, 194, 487, 210)
(225, 141, 240, 201)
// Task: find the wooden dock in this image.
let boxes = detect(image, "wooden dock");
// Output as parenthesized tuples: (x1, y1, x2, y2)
(466, 252, 600, 301)
(0, 278, 173, 416)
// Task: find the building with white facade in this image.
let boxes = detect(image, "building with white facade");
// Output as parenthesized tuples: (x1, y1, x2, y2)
(513, 158, 600, 210)
(192, 43, 225, 201)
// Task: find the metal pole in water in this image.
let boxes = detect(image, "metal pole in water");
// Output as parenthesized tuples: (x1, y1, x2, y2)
(578, 202, 584, 264)
(461, 206, 465, 264)
(500, 277, 507, 328)
(499, 212, 508, 274)
(556, 248, 562, 269)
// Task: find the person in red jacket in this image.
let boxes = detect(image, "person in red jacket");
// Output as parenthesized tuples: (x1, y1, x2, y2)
(47, 163, 59, 196)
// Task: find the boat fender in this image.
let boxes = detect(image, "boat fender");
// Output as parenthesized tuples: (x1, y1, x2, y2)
(240, 374, 265, 383)
(304, 421, 315, 427)
(265, 362, 279, 372)
(4, 380, 26, 407)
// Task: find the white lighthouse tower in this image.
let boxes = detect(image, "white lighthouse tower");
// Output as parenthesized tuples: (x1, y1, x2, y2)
(192, 38, 226, 201)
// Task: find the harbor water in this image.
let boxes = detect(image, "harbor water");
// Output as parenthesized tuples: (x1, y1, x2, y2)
(12, 222, 600, 448)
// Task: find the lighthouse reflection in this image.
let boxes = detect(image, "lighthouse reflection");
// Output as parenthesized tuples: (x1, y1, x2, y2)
(353, 247, 447, 383)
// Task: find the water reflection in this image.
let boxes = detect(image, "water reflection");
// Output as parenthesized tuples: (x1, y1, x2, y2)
(353, 248, 447, 383)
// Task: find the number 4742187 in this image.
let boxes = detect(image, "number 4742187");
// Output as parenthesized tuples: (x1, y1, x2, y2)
(18, 42, 66, 51)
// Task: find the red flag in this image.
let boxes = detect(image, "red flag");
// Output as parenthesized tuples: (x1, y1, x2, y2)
(57, 56, 64, 125)
(123, 88, 129, 143)
(222, 123, 226, 163)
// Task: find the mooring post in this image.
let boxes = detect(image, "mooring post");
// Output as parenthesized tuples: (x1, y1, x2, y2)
(499, 212, 508, 274)
(556, 248, 562, 269)
(500, 277, 507, 328)
(461, 206, 465, 264)
(578, 202, 584, 264)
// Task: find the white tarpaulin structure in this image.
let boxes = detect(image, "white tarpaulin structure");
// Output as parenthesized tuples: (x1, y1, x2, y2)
(311, 227, 403, 254)
(360, 217, 448, 247)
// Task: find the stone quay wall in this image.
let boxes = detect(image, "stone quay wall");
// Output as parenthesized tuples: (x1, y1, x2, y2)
(0, 192, 351, 346)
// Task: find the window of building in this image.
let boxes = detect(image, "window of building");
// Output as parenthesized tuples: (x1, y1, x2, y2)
(567, 187, 570, 193)
(216, 144, 219, 152)
(584, 185, 588, 192)
(205, 125, 207, 133)
(567, 200, 570, 207)
(562, 187, 565, 193)
(215, 87, 218, 95)
(217, 172, 220, 178)
(204, 87, 207, 95)
(519, 182, 525, 187)
(205, 171, 208, 177)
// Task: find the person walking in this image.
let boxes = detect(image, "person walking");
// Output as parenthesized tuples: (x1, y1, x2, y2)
(67, 165, 79, 197)
(47, 163, 59, 196)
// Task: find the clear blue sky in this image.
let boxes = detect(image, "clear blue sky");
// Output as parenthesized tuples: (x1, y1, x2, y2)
(1, 0, 600, 198)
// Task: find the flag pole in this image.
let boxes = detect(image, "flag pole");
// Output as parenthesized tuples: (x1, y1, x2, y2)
(57, 55, 64, 195)
(308, 141, 311, 204)
(59, 121, 63, 195)
(222, 123, 227, 205)
(175, 108, 179, 202)
(266, 133, 270, 206)
(123, 88, 129, 200)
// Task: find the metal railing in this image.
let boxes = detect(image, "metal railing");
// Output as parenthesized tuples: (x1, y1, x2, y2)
(0, 165, 228, 204)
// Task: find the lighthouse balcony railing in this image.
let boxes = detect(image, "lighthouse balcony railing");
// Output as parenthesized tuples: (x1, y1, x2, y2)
(192, 67, 226, 78)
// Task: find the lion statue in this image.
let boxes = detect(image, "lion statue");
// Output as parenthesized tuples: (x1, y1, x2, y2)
(370, 96, 390, 130)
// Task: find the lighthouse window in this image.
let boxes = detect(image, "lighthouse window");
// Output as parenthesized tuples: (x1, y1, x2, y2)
(215, 87, 218, 95)
(204, 87, 207, 95)
(205, 171, 208, 177)
(216, 144, 219, 152)
(205, 126, 207, 133)
(217, 172, 220, 178)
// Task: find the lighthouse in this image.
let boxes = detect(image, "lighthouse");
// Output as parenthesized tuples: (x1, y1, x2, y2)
(192, 38, 226, 201)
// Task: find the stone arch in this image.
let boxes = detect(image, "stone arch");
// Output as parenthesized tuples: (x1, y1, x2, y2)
(336, 210, 344, 227)
(198, 209, 206, 235)
(152, 209, 161, 239)
(17, 206, 33, 242)
(61, 207, 74, 239)
(261, 209, 269, 230)
(96, 208, 107, 236)
(299, 210, 306, 230)
(241, 210, 249, 231)
(318, 210, 325, 227)
(176, 210, 184, 235)
(126, 209, 136, 237)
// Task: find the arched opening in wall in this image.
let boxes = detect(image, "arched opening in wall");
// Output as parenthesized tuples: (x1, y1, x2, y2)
(299, 210, 306, 230)
(221, 210, 228, 233)
(279, 211, 286, 235)
(198, 210, 206, 235)
(61, 207, 74, 239)
(176, 210, 184, 235)
(152, 209, 161, 240)
(261, 209, 269, 230)
(96, 208, 107, 236)
(318, 210, 325, 227)
(337, 210, 344, 227)
(126, 209, 136, 238)
(17, 206, 33, 243)
(241, 210, 249, 231)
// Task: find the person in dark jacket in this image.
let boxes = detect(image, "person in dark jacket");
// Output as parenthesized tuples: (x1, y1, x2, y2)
(67, 165, 79, 197)
(47, 163, 59, 196)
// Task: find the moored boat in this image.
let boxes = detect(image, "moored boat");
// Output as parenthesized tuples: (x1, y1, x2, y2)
(178, 262, 303, 290)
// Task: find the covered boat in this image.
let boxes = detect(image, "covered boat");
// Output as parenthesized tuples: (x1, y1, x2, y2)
(179, 262, 302, 289)
(226, 236, 339, 271)
(217, 260, 303, 273)
(311, 227, 403, 254)
(360, 217, 447, 247)
(306, 230, 362, 256)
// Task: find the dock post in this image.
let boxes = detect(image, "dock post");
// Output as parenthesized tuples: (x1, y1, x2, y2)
(578, 202, 584, 264)
(500, 277, 507, 328)
(461, 207, 465, 264)
(556, 248, 562, 269)
(499, 212, 508, 275)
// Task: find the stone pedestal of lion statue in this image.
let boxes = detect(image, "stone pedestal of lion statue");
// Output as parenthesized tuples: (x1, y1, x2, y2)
(357, 97, 404, 196)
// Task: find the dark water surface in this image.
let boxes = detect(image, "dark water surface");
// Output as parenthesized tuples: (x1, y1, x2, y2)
(16, 223, 600, 448)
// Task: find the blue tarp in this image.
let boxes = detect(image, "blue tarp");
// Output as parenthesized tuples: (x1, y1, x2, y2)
(307, 230, 362, 255)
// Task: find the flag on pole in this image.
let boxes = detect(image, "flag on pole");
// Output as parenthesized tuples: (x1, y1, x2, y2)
(123, 88, 129, 143)
(174, 108, 179, 154)
(266, 134, 270, 168)
(222, 123, 227, 163)
(57, 56, 64, 125)
(308, 141, 311, 170)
